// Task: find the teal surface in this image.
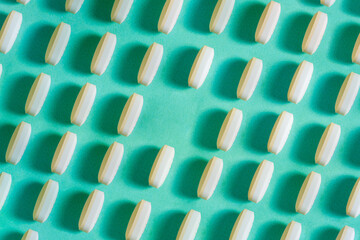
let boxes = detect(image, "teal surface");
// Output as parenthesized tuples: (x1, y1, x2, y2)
(0, 0, 359, 239)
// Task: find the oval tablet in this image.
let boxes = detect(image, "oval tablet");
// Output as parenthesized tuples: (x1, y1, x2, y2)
(118, 93, 143, 136)
(352, 34, 360, 65)
(347, 177, 360, 218)
(45, 22, 71, 66)
(188, 46, 214, 89)
(237, 57, 263, 101)
(25, 73, 51, 116)
(33, 179, 59, 223)
(315, 123, 341, 166)
(217, 108, 243, 151)
(209, 0, 235, 34)
(296, 171, 321, 215)
(126, 200, 151, 240)
(267, 111, 293, 155)
(302, 11, 327, 55)
(255, 1, 281, 44)
(17, 0, 30, 5)
(149, 145, 175, 188)
(0, 11, 22, 54)
(229, 209, 254, 240)
(281, 221, 301, 240)
(6, 121, 31, 165)
(176, 210, 201, 240)
(65, 0, 85, 14)
(111, 0, 134, 24)
(336, 226, 355, 240)
(91, 32, 116, 76)
(158, 0, 183, 34)
(248, 160, 274, 203)
(288, 60, 313, 104)
(335, 72, 360, 116)
(98, 142, 124, 185)
(51, 131, 77, 175)
(21, 229, 38, 240)
(0, 172, 11, 210)
(197, 157, 223, 200)
(138, 42, 163, 86)
(321, 0, 336, 7)
(79, 189, 104, 233)
(71, 83, 96, 126)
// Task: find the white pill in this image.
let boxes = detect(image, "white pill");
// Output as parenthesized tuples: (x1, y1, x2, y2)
(229, 209, 254, 240)
(209, 0, 235, 34)
(51, 131, 77, 175)
(302, 11, 327, 55)
(149, 145, 175, 188)
(176, 210, 201, 240)
(0, 11, 22, 54)
(335, 72, 360, 116)
(45, 22, 71, 66)
(79, 189, 104, 233)
(347, 177, 360, 218)
(288, 60, 313, 104)
(188, 46, 214, 89)
(98, 142, 124, 185)
(17, 0, 30, 5)
(217, 108, 243, 151)
(280, 221, 301, 240)
(138, 42, 163, 86)
(111, 0, 134, 24)
(21, 229, 38, 240)
(33, 179, 59, 223)
(126, 200, 151, 240)
(237, 57, 263, 101)
(118, 93, 143, 136)
(0, 64, 2, 78)
(158, 0, 183, 34)
(296, 171, 321, 215)
(66, 0, 85, 14)
(71, 83, 96, 126)
(197, 157, 223, 200)
(336, 226, 355, 240)
(315, 123, 341, 166)
(6, 121, 31, 165)
(321, 0, 336, 7)
(255, 1, 281, 44)
(267, 111, 293, 155)
(248, 160, 274, 203)
(91, 32, 116, 76)
(352, 34, 360, 65)
(0, 172, 11, 210)
(25, 73, 51, 116)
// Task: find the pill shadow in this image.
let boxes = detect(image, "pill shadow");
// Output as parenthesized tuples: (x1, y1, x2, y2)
(312, 226, 339, 240)
(39, 0, 64, 12)
(90, 0, 113, 22)
(0, 123, 14, 163)
(185, 0, 216, 34)
(205, 210, 238, 240)
(0, 12, 8, 24)
(256, 221, 286, 240)
(344, 128, 360, 167)
(300, 0, 319, 7)
(0, 231, 23, 240)
(152, 210, 184, 240)
(136, 0, 163, 33)
(0, 0, 15, 5)
(342, 0, 360, 17)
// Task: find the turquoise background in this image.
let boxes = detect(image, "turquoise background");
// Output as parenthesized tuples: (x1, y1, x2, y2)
(0, 0, 360, 239)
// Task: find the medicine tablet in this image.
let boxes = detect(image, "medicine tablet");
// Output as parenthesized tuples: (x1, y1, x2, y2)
(126, 200, 151, 240)
(25, 73, 51, 116)
(237, 57, 263, 101)
(255, 1, 281, 44)
(197, 157, 223, 200)
(91, 32, 116, 76)
(6, 121, 31, 165)
(79, 189, 104, 233)
(51, 131, 77, 175)
(21, 229, 38, 240)
(217, 108, 243, 151)
(280, 221, 301, 240)
(0, 11, 22, 54)
(138, 42, 163, 86)
(149, 145, 175, 188)
(302, 11, 327, 55)
(17, 0, 30, 5)
(111, 0, 134, 24)
(158, 0, 183, 34)
(0, 64, 2, 78)
(118, 93, 143, 136)
(71, 83, 96, 126)
(248, 160, 274, 203)
(0, 172, 11, 210)
(188, 46, 214, 89)
(33, 179, 59, 223)
(336, 226, 355, 240)
(335, 72, 360, 116)
(288, 61, 313, 104)
(347, 177, 360, 218)
(352, 34, 360, 65)
(176, 210, 201, 240)
(267, 111, 293, 155)
(65, 0, 85, 14)
(45, 22, 71, 66)
(321, 0, 336, 7)
(98, 142, 124, 185)
(209, 0, 235, 34)
(229, 209, 254, 240)
(315, 123, 340, 166)
(296, 171, 321, 215)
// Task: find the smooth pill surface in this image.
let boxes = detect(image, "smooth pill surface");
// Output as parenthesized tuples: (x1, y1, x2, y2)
(188, 46, 214, 89)
(302, 11, 327, 55)
(118, 93, 143, 136)
(6, 121, 31, 165)
(17, 0, 30, 5)
(197, 157, 223, 200)
(335, 72, 360, 116)
(0, 64, 2, 78)
(0, 11, 22, 54)
(158, 0, 183, 34)
(91, 32, 116, 76)
(209, 0, 235, 34)
(126, 200, 151, 240)
(287, 60, 314, 104)
(281, 221, 301, 240)
(336, 226, 355, 240)
(33, 179, 59, 223)
(248, 160, 274, 203)
(65, 0, 85, 13)
(347, 177, 360, 218)
(25, 73, 51, 116)
(217, 108, 243, 151)
(352, 34, 360, 64)
(138, 42, 163, 86)
(45, 22, 71, 66)
(296, 171, 321, 215)
(0, 172, 11, 210)
(79, 189, 104, 233)
(21, 229, 38, 240)
(111, 0, 134, 23)
(98, 142, 124, 185)
(51, 131, 77, 175)
(255, 1, 281, 44)
(149, 145, 175, 188)
(176, 210, 201, 240)
(229, 209, 254, 240)
(321, 0, 336, 7)
(237, 57, 263, 101)
(267, 111, 293, 154)
(71, 83, 96, 126)
(315, 123, 341, 166)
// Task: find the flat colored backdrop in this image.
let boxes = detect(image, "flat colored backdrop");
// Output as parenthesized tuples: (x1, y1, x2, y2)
(0, 0, 359, 239)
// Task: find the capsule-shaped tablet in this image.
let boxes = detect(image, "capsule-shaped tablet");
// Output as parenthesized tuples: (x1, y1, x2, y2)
(17, 0, 30, 5)
(0, 11, 22, 54)
(267, 111, 293, 155)
(33, 179, 59, 223)
(315, 123, 341, 166)
(111, 0, 134, 24)
(296, 171, 321, 215)
(281, 221, 301, 240)
(66, 0, 85, 14)
(158, 0, 183, 34)
(336, 226, 355, 240)
(229, 209, 254, 240)
(98, 142, 124, 185)
(302, 11, 327, 55)
(352, 34, 360, 65)
(217, 108, 243, 151)
(126, 200, 151, 240)
(149, 145, 175, 188)
(138, 43, 163, 86)
(248, 160, 274, 203)
(71, 83, 96, 126)
(321, 0, 336, 7)
(25, 73, 51, 116)
(288, 61, 313, 104)
(0, 172, 11, 210)
(209, 0, 235, 34)
(255, 1, 281, 44)
(45, 22, 71, 66)
(188, 46, 214, 89)
(347, 177, 360, 218)
(6, 121, 31, 165)
(21, 229, 38, 240)
(197, 157, 223, 200)
(51, 131, 77, 175)
(176, 210, 201, 240)
(118, 93, 143, 136)
(335, 72, 360, 116)
(91, 32, 116, 76)
(79, 189, 104, 233)
(237, 57, 263, 101)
